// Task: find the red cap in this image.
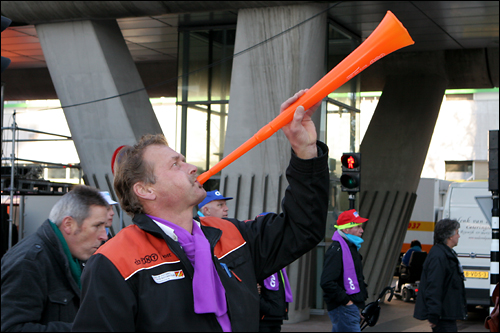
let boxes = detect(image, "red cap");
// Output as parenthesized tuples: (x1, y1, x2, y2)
(111, 145, 126, 175)
(335, 209, 368, 230)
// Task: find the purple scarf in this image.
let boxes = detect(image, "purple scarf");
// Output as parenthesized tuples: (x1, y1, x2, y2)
(149, 216, 231, 332)
(263, 268, 293, 303)
(331, 230, 360, 295)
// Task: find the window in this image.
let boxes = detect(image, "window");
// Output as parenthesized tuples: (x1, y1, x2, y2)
(445, 161, 473, 180)
(177, 26, 236, 182)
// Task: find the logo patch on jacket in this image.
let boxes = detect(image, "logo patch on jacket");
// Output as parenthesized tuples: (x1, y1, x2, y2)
(151, 270, 185, 284)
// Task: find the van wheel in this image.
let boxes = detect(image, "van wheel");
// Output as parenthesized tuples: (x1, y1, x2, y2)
(402, 287, 412, 302)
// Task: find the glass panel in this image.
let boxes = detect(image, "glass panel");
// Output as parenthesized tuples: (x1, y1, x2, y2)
(47, 168, 66, 179)
(177, 32, 185, 101)
(209, 112, 221, 169)
(210, 29, 235, 101)
(69, 168, 80, 179)
(178, 25, 234, 176)
(325, 20, 361, 168)
(153, 98, 179, 150)
(326, 106, 352, 179)
(186, 107, 208, 171)
(187, 31, 209, 101)
(446, 161, 473, 172)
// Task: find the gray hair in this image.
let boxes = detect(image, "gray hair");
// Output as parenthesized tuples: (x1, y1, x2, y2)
(49, 185, 109, 226)
(433, 219, 460, 245)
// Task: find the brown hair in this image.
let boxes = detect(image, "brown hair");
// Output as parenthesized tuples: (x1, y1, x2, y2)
(113, 134, 168, 216)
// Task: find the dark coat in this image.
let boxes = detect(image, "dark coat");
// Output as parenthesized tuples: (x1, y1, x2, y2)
(259, 270, 289, 325)
(320, 237, 368, 311)
(72, 142, 330, 332)
(1, 220, 81, 332)
(413, 243, 467, 324)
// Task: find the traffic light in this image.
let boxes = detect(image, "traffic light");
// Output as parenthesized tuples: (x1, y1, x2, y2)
(489, 130, 498, 192)
(340, 153, 361, 192)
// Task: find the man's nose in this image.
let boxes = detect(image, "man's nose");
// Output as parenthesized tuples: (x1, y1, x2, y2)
(187, 162, 198, 175)
(99, 228, 108, 241)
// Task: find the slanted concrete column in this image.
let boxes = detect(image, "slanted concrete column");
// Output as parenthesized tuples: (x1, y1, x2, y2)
(359, 74, 447, 302)
(36, 20, 163, 229)
(222, 4, 327, 323)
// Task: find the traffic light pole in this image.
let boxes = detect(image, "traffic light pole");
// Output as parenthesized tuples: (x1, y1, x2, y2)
(489, 130, 499, 315)
(348, 193, 356, 210)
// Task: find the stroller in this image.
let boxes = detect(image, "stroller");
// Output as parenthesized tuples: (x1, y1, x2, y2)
(360, 286, 394, 331)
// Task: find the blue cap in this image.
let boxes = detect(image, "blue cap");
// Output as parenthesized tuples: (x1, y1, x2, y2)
(198, 190, 233, 209)
(100, 191, 118, 205)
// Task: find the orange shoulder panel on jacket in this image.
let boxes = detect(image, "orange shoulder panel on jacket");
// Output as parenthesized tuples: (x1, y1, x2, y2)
(200, 216, 246, 259)
(95, 224, 180, 280)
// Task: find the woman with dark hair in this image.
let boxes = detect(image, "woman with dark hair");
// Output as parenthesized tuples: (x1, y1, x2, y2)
(414, 219, 467, 332)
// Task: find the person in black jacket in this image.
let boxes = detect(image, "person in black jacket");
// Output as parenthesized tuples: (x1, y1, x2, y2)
(256, 212, 293, 332)
(1, 185, 109, 332)
(320, 209, 369, 332)
(258, 268, 292, 332)
(72, 90, 328, 332)
(414, 218, 467, 332)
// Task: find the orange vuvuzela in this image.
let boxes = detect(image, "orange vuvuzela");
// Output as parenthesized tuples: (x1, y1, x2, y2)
(198, 11, 414, 184)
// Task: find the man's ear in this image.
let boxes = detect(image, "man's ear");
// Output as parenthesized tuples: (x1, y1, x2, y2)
(60, 216, 76, 235)
(133, 182, 156, 201)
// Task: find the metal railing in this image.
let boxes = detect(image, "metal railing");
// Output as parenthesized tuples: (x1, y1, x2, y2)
(1, 110, 81, 249)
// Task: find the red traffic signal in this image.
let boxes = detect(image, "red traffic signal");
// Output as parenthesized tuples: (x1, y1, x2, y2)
(340, 153, 361, 192)
(341, 154, 360, 170)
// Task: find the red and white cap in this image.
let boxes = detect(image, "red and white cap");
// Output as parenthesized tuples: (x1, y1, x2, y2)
(334, 209, 368, 230)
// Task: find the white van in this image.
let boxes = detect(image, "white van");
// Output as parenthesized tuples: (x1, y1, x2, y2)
(442, 181, 491, 307)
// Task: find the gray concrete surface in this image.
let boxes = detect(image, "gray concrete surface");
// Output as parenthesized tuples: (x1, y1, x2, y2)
(282, 278, 491, 332)
(282, 301, 490, 332)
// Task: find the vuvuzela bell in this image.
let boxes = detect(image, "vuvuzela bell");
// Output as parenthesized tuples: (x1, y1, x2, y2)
(197, 11, 414, 185)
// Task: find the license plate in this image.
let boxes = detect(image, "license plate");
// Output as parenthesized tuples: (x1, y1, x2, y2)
(464, 271, 489, 279)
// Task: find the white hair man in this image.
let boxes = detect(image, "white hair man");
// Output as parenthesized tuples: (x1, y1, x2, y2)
(1, 185, 109, 331)
(197, 190, 233, 219)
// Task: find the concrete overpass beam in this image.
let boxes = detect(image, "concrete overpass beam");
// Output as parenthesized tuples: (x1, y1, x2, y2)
(221, 3, 327, 323)
(359, 74, 447, 302)
(35, 19, 163, 228)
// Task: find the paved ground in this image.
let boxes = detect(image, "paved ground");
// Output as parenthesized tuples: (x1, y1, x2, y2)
(282, 299, 490, 332)
(282, 278, 490, 332)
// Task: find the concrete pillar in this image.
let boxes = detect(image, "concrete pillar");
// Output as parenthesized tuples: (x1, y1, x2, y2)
(36, 20, 163, 229)
(359, 74, 447, 302)
(222, 4, 327, 323)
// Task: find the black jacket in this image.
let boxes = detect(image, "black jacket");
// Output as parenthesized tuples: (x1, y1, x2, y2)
(414, 243, 467, 324)
(1, 220, 81, 332)
(72, 142, 329, 332)
(259, 270, 289, 325)
(320, 235, 368, 311)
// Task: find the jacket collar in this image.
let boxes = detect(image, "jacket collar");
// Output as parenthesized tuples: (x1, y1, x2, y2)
(436, 243, 459, 261)
(134, 214, 221, 244)
(38, 220, 81, 296)
(133, 214, 223, 277)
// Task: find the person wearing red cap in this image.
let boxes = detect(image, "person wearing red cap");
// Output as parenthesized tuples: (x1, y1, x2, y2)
(320, 209, 369, 332)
